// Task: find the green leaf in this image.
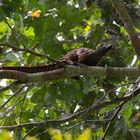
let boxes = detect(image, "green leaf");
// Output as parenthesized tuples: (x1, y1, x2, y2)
(6, 53, 20, 62)
(31, 86, 49, 103)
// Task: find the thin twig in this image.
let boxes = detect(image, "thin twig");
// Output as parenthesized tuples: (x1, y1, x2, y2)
(22, 126, 38, 140)
(0, 81, 21, 93)
(0, 87, 137, 130)
(85, 119, 111, 123)
(35, 130, 48, 138)
(63, 121, 85, 132)
(0, 86, 25, 110)
(2, 99, 24, 119)
(2, 16, 65, 65)
(0, 81, 139, 130)
(100, 100, 127, 140)
(2, 88, 25, 118)
(0, 41, 65, 65)
(3, 16, 26, 49)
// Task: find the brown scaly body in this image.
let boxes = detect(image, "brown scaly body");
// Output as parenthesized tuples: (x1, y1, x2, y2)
(63, 45, 112, 66)
(0, 46, 112, 73)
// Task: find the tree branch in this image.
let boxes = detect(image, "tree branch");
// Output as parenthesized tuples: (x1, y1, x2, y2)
(0, 66, 139, 82)
(100, 101, 127, 140)
(0, 82, 139, 130)
(112, 0, 140, 57)
(0, 42, 63, 65)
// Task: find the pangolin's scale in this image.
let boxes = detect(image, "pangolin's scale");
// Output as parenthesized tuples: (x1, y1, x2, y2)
(0, 46, 112, 73)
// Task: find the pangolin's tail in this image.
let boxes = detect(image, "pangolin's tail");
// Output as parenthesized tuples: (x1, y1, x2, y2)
(0, 63, 63, 73)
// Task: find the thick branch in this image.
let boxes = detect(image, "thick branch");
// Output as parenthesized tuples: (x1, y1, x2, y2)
(0, 66, 139, 82)
(113, 0, 140, 57)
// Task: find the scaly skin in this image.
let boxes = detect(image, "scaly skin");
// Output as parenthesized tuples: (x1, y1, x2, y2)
(0, 46, 112, 73)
